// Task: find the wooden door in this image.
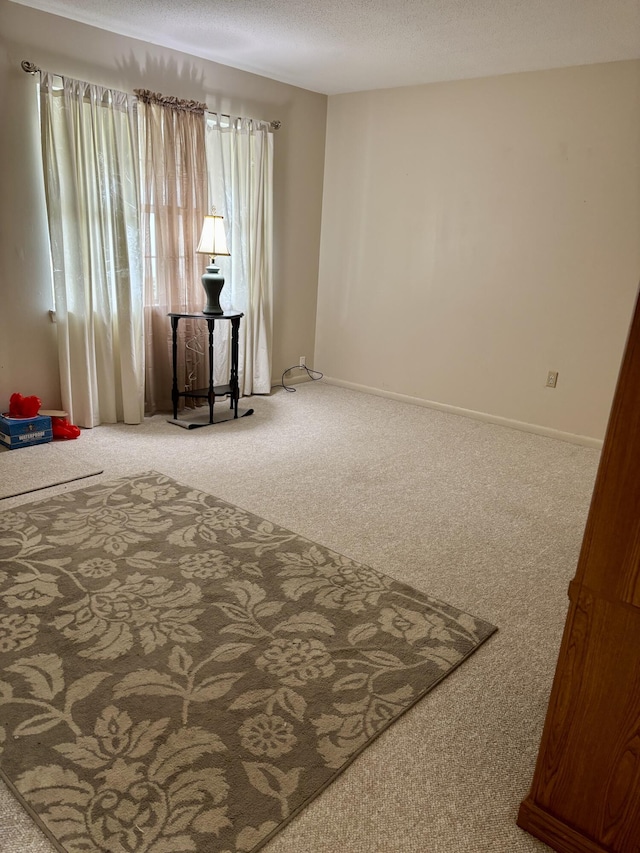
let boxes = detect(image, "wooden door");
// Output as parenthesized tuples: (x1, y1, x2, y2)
(517, 287, 640, 853)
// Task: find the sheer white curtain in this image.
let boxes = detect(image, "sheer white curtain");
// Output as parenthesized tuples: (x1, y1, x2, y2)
(39, 73, 144, 427)
(136, 92, 208, 415)
(204, 116, 273, 395)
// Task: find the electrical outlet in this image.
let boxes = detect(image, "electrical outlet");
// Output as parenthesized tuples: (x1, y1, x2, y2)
(546, 370, 558, 388)
(299, 356, 306, 368)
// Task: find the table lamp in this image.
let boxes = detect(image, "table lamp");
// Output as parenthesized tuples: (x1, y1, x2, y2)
(196, 212, 230, 315)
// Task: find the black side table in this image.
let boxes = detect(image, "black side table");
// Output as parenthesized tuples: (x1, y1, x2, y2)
(167, 311, 254, 429)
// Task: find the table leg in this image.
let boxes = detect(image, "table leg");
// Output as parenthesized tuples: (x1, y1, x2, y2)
(231, 317, 240, 418)
(207, 318, 215, 424)
(171, 316, 179, 420)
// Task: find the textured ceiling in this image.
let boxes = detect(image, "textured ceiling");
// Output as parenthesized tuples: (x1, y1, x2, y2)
(9, 0, 640, 94)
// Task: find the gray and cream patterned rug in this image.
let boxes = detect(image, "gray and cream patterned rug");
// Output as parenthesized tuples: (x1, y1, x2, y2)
(0, 471, 496, 853)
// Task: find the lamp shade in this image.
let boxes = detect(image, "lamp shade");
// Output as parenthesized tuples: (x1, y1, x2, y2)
(196, 214, 230, 257)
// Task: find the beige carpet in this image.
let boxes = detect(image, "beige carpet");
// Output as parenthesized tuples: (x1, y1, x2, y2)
(0, 382, 601, 853)
(0, 442, 103, 499)
(0, 471, 494, 853)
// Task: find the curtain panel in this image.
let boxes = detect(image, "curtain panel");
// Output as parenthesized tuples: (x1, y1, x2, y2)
(137, 93, 208, 415)
(205, 116, 273, 396)
(39, 73, 144, 427)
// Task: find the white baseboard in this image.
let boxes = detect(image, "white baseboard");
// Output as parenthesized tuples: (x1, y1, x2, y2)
(321, 376, 604, 449)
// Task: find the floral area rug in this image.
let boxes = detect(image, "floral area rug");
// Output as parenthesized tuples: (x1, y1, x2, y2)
(0, 472, 497, 853)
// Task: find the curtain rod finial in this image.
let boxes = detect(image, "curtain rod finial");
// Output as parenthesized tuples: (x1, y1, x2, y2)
(21, 61, 40, 74)
(270, 120, 281, 130)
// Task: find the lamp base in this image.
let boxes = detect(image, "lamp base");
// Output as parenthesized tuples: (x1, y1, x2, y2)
(201, 263, 225, 315)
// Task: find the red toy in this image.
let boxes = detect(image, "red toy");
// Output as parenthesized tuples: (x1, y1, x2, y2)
(50, 415, 81, 440)
(9, 393, 41, 418)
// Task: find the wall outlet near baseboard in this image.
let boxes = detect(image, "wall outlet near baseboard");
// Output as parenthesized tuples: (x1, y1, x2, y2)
(546, 370, 558, 388)
(299, 356, 306, 367)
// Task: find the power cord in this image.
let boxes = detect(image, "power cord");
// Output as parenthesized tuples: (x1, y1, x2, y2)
(274, 364, 324, 392)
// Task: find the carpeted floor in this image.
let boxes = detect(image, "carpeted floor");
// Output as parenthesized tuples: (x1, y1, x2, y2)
(0, 382, 601, 853)
(0, 442, 103, 499)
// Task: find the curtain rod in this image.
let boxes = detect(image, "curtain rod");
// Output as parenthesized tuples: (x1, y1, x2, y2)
(21, 60, 282, 130)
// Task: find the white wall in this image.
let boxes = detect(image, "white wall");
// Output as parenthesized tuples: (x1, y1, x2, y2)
(316, 61, 640, 442)
(0, 0, 327, 409)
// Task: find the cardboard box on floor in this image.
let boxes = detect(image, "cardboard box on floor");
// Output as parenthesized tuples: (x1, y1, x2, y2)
(0, 414, 52, 449)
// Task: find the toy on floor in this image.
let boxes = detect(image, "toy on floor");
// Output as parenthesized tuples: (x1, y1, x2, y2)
(40, 409, 81, 440)
(9, 393, 41, 418)
(51, 416, 81, 440)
